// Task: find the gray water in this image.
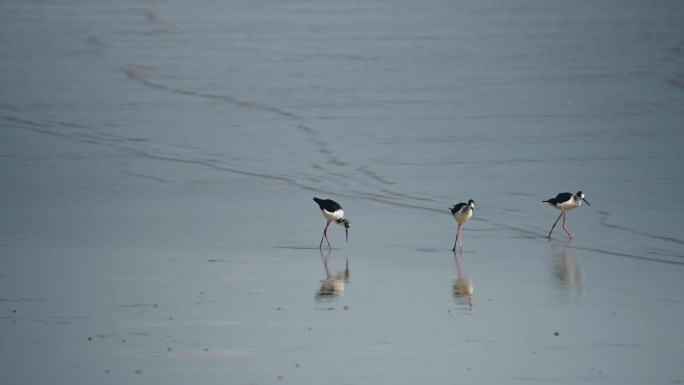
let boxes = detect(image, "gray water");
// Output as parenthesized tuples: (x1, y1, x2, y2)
(2, 0, 684, 384)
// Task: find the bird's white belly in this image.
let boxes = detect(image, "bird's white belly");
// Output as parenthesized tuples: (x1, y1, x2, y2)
(553, 201, 580, 211)
(322, 209, 344, 222)
(454, 209, 473, 224)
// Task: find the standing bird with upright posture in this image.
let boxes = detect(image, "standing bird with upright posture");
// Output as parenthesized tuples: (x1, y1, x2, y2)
(451, 199, 475, 251)
(313, 197, 351, 249)
(543, 191, 590, 239)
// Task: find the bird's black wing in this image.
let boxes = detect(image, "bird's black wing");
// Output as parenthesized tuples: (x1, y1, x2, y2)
(313, 197, 342, 212)
(543, 192, 572, 205)
(451, 202, 467, 215)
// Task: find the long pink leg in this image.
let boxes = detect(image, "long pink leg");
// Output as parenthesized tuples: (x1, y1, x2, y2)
(562, 211, 573, 239)
(547, 211, 564, 238)
(452, 223, 462, 251)
(319, 220, 332, 248)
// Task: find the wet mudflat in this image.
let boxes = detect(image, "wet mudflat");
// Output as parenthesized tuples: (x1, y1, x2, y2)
(2, 0, 684, 384)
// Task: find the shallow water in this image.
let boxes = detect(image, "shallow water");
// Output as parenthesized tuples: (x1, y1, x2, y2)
(2, 0, 684, 384)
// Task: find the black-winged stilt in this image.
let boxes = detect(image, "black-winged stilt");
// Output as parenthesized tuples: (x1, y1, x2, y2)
(543, 191, 590, 239)
(451, 199, 475, 251)
(313, 197, 350, 249)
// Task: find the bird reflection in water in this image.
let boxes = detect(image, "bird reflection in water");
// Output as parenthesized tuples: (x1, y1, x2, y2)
(552, 242, 583, 304)
(315, 248, 349, 302)
(452, 251, 474, 312)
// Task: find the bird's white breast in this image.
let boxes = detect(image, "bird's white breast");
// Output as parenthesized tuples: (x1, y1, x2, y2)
(453, 208, 473, 224)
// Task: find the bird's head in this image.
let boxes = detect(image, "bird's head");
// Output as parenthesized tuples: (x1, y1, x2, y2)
(336, 218, 351, 241)
(577, 191, 590, 206)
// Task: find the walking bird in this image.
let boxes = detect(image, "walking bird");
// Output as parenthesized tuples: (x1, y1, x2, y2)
(451, 199, 475, 251)
(543, 191, 590, 239)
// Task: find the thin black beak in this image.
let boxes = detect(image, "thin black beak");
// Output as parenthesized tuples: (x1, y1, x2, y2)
(583, 198, 590, 206)
(345, 228, 349, 242)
